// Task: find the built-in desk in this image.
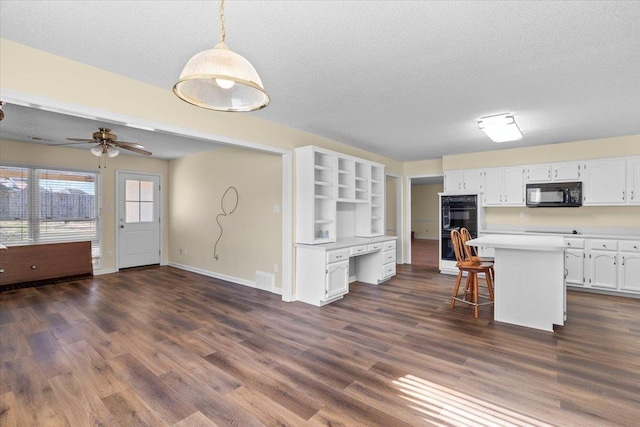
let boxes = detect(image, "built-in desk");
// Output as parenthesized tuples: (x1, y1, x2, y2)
(295, 236, 397, 306)
(467, 234, 566, 332)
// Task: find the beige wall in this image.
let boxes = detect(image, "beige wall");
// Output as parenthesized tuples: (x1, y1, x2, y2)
(411, 184, 442, 239)
(443, 134, 640, 170)
(0, 39, 402, 175)
(169, 146, 282, 288)
(0, 139, 170, 272)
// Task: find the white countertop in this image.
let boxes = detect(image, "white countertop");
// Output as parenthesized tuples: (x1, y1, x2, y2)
(468, 234, 566, 252)
(480, 227, 640, 241)
(296, 235, 397, 251)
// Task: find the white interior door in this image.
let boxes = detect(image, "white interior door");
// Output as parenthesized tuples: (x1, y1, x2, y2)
(117, 172, 161, 269)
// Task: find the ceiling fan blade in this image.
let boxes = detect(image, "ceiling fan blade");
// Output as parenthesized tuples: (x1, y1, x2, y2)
(115, 141, 145, 150)
(66, 138, 96, 142)
(120, 145, 152, 156)
(48, 141, 95, 146)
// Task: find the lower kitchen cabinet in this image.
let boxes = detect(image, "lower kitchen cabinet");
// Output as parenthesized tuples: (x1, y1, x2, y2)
(618, 241, 640, 292)
(588, 249, 617, 289)
(565, 249, 585, 286)
(295, 237, 397, 306)
(326, 260, 349, 300)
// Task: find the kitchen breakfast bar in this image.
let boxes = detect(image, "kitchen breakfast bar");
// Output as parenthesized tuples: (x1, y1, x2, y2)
(467, 234, 567, 332)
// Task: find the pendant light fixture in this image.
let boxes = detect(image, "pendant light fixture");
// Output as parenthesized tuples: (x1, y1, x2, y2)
(173, 0, 270, 112)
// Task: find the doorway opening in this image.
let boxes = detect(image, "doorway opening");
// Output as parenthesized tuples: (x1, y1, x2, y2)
(406, 175, 443, 269)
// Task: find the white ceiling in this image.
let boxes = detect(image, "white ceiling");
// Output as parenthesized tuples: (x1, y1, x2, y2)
(1, 1, 639, 161)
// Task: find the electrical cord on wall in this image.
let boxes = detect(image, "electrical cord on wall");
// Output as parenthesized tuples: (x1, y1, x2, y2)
(214, 186, 239, 260)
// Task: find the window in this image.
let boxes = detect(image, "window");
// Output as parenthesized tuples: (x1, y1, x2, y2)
(125, 179, 154, 223)
(0, 165, 101, 266)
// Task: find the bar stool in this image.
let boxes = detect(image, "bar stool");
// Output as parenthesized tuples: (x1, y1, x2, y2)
(450, 229, 495, 318)
(460, 228, 494, 281)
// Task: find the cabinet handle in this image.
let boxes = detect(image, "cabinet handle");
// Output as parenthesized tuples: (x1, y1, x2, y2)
(622, 256, 625, 266)
(613, 256, 617, 266)
(31, 265, 37, 270)
(622, 191, 625, 200)
(632, 191, 635, 200)
(602, 244, 606, 248)
(554, 170, 557, 178)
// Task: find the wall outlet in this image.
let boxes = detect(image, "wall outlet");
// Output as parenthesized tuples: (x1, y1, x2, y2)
(273, 204, 280, 213)
(274, 264, 279, 273)
(519, 211, 525, 218)
(179, 248, 183, 255)
(107, 250, 112, 257)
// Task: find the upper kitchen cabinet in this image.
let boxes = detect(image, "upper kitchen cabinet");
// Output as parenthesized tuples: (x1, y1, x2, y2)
(296, 146, 338, 244)
(526, 162, 581, 183)
(296, 146, 385, 244)
(582, 158, 627, 205)
(482, 167, 525, 207)
(627, 157, 640, 205)
(444, 169, 483, 193)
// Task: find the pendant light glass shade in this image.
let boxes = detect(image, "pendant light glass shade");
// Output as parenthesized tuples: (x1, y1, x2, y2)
(91, 146, 103, 157)
(173, 42, 269, 112)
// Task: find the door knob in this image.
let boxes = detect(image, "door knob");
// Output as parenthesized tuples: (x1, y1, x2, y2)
(120, 225, 125, 228)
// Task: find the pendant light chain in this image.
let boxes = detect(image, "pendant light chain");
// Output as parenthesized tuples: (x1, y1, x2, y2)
(219, 0, 226, 43)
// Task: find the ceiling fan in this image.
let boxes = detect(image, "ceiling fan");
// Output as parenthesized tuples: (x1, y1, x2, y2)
(54, 127, 152, 157)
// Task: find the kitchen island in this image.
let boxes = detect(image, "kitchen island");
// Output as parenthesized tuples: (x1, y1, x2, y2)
(466, 234, 566, 332)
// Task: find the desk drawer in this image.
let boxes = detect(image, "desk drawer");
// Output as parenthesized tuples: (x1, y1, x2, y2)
(619, 241, 640, 252)
(565, 238, 584, 249)
(382, 262, 396, 278)
(589, 240, 617, 251)
(383, 250, 396, 264)
(383, 240, 396, 251)
(327, 249, 349, 263)
(368, 243, 382, 251)
(350, 245, 368, 256)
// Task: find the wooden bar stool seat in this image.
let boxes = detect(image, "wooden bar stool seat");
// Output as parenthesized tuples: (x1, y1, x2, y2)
(450, 229, 494, 318)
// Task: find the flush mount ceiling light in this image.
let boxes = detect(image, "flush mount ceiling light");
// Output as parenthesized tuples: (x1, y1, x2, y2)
(478, 113, 523, 143)
(173, 0, 270, 112)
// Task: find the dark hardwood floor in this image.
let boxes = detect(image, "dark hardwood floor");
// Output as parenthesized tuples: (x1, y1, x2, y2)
(411, 239, 439, 268)
(1, 265, 639, 426)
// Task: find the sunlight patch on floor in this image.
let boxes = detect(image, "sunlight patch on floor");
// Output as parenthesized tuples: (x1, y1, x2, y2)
(393, 374, 553, 427)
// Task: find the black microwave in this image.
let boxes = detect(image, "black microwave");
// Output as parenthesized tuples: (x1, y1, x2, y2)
(526, 182, 582, 207)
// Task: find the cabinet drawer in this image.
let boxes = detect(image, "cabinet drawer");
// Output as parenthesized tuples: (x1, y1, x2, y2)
(383, 240, 396, 251)
(619, 241, 640, 252)
(382, 262, 396, 278)
(589, 240, 618, 251)
(349, 245, 368, 256)
(565, 238, 585, 249)
(383, 250, 396, 264)
(367, 243, 382, 251)
(327, 249, 349, 263)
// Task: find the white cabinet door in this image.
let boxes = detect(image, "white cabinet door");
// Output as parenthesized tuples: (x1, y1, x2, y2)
(588, 250, 617, 289)
(503, 167, 525, 206)
(626, 157, 640, 205)
(444, 170, 464, 192)
(325, 261, 349, 300)
(618, 252, 640, 292)
(583, 159, 626, 205)
(463, 169, 484, 193)
(553, 162, 581, 181)
(527, 164, 552, 182)
(483, 168, 503, 206)
(565, 249, 584, 286)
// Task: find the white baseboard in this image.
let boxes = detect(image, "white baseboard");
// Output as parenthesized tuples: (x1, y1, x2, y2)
(168, 262, 282, 295)
(93, 267, 118, 276)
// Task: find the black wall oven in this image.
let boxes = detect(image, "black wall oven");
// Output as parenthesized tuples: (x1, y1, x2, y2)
(441, 194, 478, 261)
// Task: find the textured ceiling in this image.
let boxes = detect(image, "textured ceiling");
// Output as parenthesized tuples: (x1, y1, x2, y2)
(1, 1, 639, 161)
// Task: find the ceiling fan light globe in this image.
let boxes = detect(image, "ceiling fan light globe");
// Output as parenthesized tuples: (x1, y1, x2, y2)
(90, 146, 103, 157)
(107, 146, 120, 158)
